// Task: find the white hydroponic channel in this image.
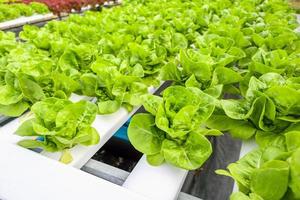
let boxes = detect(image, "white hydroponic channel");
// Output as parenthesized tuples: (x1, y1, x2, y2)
(0, 85, 187, 200)
(0, 14, 57, 30)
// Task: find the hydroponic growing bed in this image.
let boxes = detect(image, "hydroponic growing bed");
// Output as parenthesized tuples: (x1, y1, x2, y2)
(0, 0, 299, 200)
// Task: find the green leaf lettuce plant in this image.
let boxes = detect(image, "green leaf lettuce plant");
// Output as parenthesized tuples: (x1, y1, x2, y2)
(207, 72, 300, 141)
(16, 97, 100, 163)
(217, 130, 300, 200)
(128, 86, 221, 170)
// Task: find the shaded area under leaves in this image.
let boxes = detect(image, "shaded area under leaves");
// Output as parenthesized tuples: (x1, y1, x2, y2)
(92, 132, 242, 200)
(92, 137, 142, 172)
(182, 133, 242, 200)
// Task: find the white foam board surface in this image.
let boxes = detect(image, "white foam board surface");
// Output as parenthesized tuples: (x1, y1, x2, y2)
(0, 142, 149, 200)
(123, 156, 188, 200)
(0, 14, 56, 30)
(0, 84, 189, 200)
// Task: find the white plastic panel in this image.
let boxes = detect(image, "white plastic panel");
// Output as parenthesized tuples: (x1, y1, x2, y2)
(0, 14, 56, 30)
(0, 142, 149, 200)
(239, 139, 257, 158)
(123, 156, 188, 200)
(296, 15, 300, 32)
